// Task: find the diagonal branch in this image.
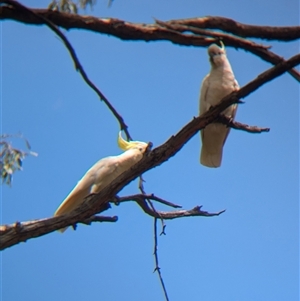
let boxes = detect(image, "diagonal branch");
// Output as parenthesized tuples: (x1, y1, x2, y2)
(0, 0, 132, 140)
(1, 53, 299, 251)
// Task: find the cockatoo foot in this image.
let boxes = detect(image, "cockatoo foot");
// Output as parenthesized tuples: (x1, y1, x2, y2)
(111, 196, 120, 206)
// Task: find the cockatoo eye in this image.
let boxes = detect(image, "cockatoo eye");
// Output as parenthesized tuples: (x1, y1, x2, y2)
(211, 51, 222, 57)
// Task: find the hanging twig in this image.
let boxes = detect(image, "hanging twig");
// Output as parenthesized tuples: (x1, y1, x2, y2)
(153, 218, 169, 301)
(0, 0, 132, 140)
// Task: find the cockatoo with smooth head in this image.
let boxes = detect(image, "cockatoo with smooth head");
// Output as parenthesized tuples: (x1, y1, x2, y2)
(54, 132, 148, 232)
(199, 42, 239, 168)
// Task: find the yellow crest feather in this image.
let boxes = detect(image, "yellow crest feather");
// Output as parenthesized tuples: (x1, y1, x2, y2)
(219, 40, 225, 52)
(118, 132, 148, 151)
(118, 132, 131, 150)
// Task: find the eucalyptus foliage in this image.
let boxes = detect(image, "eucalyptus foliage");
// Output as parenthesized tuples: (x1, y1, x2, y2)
(0, 135, 38, 186)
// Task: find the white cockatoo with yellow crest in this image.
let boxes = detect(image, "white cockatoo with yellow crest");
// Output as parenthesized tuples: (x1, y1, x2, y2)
(199, 42, 239, 168)
(54, 132, 148, 232)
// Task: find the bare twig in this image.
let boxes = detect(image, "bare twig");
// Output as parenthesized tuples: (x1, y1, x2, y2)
(0, 0, 132, 140)
(217, 115, 270, 133)
(116, 193, 182, 208)
(114, 193, 224, 219)
(137, 175, 168, 298)
(153, 218, 169, 301)
(133, 198, 225, 219)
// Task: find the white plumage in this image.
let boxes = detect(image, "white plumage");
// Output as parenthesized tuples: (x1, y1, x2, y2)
(199, 43, 239, 167)
(54, 132, 148, 232)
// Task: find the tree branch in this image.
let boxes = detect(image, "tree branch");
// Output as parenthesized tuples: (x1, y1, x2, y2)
(1, 4, 299, 81)
(155, 18, 271, 50)
(1, 7, 298, 41)
(0, 193, 217, 251)
(155, 19, 300, 82)
(1, 53, 299, 251)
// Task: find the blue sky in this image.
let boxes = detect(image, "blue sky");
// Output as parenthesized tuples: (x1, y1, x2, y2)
(1, 0, 299, 300)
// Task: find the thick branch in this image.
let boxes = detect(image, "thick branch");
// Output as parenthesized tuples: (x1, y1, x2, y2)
(1, 7, 298, 41)
(1, 4, 299, 82)
(0, 6, 207, 43)
(1, 53, 299, 251)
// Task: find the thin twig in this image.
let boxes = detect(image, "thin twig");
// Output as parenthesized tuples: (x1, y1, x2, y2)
(133, 199, 225, 219)
(217, 115, 270, 133)
(153, 218, 169, 301)
(0, 0, 132, 140)
(137, 176, 169, 297)
(116, 193, 182, 208)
